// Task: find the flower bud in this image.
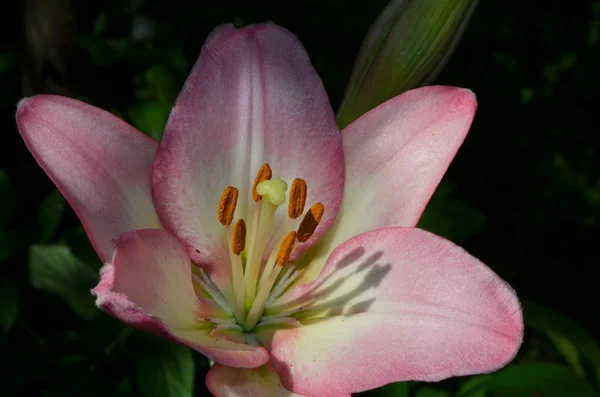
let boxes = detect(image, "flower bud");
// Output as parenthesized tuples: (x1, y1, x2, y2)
(337, 0, 478, 128)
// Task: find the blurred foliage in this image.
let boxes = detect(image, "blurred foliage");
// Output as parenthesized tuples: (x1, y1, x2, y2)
(136, 339, 195, 397)
(1, 0, 599, 396)
(458, 363, 597, 396)
(0, 279, 19, 334)
(28, 244, 98, 321)
(418, 180, 487, 242)
(524, 300, 600, 386)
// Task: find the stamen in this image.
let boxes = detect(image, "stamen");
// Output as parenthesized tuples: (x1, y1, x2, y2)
(297, 202, 324, 243)
(244, 180, 287, 307)
(231, 219, 246, 255)
(243, 258, 286, 331)
(228, 218, 246, 323)
(276, 231, 297, 266)
(288, 178, 307, 219)
(267, 266, 301, 305)
(243, 232, 296, 331)
(252, 163, 272, 201)
(217, 186, 239, 226)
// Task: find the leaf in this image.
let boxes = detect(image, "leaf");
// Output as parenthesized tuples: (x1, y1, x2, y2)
(77, 36, 129, 65)
(418, 180, 487, 241)
(524, 300, 600, 386)
(0, 279, 19, 334)
(136, 341, 194, 397)
(0, 169, 16, 226)
(125, 100, 170, 140)
(36, 189, 66, 243)
(65, 225, 103, 270)
(414, 387, 451, 397)
(458, 363, 597, 397)
(143, 65, 178, 105)
(364, 381, 409, 396)
(29, 245, 98, 321)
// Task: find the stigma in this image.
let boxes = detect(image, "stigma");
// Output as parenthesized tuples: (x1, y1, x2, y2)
(209, 163, 324, 332)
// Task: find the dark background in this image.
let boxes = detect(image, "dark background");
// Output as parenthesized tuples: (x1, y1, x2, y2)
(0, 1, 598, 396)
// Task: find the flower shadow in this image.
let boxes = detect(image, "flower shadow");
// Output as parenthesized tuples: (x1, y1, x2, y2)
(271, 246, 392, 324)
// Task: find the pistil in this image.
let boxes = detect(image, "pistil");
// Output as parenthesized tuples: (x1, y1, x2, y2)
(244, 231, 297, 331)
(217, 186, 245, 322)
(210, 163, 326, 333)
(244, 179, 287, 308)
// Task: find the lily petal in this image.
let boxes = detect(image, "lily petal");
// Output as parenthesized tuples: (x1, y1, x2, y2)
(206, 363, 312, 397)
(152, 23, 344, 285)
(298, 86, 475, 281)
(270, 228, 523, 396)
(93, 228, 269, 368)
(16, 95, 161, 262)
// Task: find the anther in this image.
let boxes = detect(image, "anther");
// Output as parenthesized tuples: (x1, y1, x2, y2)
(217, 186, 238, 226)
(231, 219, 246, 255)
(288, 178, 307, 219)
(297, 202, 324, 243)
(252, 163, 273, 201)
(276, 231, 297, 266)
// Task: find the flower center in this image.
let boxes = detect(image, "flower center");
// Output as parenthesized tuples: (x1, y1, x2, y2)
(208, 163, 324, 332)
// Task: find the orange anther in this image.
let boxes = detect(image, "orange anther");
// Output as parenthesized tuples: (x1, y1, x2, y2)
(288, 178, 307, 219)
(232, 219, 247, 255)
(252, 163, 272, 201)
(276, 231, 297, 266)
(297, 203, 324, 243)
(217, 186, 238, 226)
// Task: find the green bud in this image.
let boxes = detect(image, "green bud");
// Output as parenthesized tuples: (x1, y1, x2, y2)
(337, 0, 478, 128)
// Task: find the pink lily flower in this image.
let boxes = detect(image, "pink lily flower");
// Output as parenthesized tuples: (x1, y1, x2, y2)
(16, 23, 523, 397)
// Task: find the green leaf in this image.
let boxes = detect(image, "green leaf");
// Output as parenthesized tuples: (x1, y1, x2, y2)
(126, 101, 170, 140)
(65, 225, 103, 270)
(136, 341, 195, 397)
(143, 65, 178, 105)
(0, 169, 16, 226)
(365, 381, 409, 396)
(414, 387, 451, 397)
(524, 301, 600, 386)
(29, 245, 98, 320)
(36, 190, 66, 243)
(77, 36, 129, 65)
(458, 363, 597, 397)
(418, 180, 487, 241)
(0, 279, 19, 334)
